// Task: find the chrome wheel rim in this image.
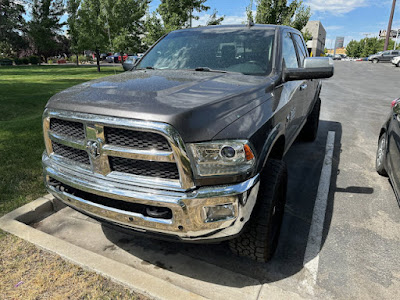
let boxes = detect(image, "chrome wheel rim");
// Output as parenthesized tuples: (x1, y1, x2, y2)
(377, 137, 386, 167)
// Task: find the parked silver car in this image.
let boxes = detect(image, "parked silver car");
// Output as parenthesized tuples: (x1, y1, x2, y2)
(368, 50, 400, 63)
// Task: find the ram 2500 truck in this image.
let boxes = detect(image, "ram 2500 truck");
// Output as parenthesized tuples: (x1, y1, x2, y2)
(42, 25, 334, 262)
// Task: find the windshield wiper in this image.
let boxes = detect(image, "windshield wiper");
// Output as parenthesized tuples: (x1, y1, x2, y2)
(133, 66, 156, 70)
(194, 67, 227, 73)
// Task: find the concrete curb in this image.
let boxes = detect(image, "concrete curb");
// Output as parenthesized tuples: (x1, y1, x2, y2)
(0, 196, 206, 300)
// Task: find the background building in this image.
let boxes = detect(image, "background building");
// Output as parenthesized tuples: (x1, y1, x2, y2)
(302, 21, 326, 57)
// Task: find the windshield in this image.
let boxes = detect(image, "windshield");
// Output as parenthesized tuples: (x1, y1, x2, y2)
(136, 28, 275, 75)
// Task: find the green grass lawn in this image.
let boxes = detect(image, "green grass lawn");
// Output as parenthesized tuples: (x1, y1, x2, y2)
(0, 65, 123, 216)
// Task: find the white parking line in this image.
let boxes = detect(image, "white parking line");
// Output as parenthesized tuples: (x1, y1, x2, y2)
(301, 131, 336, 295)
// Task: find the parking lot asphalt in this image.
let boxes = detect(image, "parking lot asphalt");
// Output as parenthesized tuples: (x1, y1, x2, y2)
(2, 61, 399, 299)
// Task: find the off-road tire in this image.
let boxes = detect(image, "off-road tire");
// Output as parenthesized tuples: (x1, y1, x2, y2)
(229, 159, 287, 262)
(300, 98, 321, 142)
(376, 134, 388, 176)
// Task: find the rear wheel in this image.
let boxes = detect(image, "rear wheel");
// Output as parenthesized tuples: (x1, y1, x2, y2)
(229, 159, 287, 262)
(376, 133, 388, 176)
(301, 98, 321, 142)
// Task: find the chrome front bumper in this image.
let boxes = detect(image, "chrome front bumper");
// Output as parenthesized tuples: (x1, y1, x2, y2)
(43, 153, 260, 241)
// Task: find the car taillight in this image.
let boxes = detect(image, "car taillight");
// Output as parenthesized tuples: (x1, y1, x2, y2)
(391, 98, 400, 108)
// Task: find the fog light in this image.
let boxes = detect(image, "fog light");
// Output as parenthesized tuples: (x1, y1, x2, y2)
(204, 204, 235, 223)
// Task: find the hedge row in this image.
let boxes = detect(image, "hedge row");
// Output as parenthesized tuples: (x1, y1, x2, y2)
(0, 56, 40, 66)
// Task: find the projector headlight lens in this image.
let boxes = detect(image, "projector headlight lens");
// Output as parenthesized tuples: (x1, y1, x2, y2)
(188, 140, 255, 177)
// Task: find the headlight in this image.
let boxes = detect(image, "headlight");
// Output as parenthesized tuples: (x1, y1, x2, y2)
(188, 140, 255, 177)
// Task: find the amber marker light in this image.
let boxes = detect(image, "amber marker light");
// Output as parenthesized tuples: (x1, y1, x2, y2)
(244, 144, 254, 161)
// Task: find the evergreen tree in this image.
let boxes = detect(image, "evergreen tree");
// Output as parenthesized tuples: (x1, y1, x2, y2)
(27, 0, 65, 62)
(0, 0, 27, 56)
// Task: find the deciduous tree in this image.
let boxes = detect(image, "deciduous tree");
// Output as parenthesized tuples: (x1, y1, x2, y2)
(157, 0, 210, 31)
(206, 9, 224, 26)
(77, 0, 108, 71)
(67, 0, 81, 66)
(255, 0, 310, 31)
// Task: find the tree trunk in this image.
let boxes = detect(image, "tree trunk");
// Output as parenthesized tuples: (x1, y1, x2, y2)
(96, 49, 101, 72)
(76, 54, 79, 66)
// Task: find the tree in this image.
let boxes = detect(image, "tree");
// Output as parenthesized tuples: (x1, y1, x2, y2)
(255, 0, 311, 31)
(143, 11, 167, 47)
(104, 0, 149, 62)
(346, 40, 362, 58)
(27, 0, 65, 62)
(0, 0, 27, 56)
(157, 0, 210, 31)
(206, 9, 224, 26)
(67, 0, 81, 66)
(77, 0, 108, 71)
(246, 0, 254, 23)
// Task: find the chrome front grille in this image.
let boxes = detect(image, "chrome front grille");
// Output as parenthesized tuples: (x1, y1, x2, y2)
(109, 156, 179, 179)
(50, 118, 85, 139)
(52, 141, 90, 165)
(104, 127, 171, 151)
(43, 110, 194, 190)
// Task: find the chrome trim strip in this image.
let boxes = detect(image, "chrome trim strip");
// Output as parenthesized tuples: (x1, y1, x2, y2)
(48, 131, 85, 150)
(102, 145, 175, 162)
(43, 109, 195, 190)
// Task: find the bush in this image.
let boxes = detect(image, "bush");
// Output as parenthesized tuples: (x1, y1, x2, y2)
(48, 59, 53, 64)
(22, 57, 29, 64)
(0, 58, 13, 66)
(28, 55, 40, 65)
(14, 58, 23, 65)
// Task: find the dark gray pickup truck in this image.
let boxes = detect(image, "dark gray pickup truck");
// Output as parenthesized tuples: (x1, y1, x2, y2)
(42, 24, 333, 262)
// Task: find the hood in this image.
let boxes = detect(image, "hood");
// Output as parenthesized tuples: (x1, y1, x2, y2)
(46, 69, 272, 142)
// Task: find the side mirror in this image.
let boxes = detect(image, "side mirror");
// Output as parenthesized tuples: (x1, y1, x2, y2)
(283, 57, 334, 81)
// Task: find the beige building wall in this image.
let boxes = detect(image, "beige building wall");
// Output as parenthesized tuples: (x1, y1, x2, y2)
(302, 21, 326, 57)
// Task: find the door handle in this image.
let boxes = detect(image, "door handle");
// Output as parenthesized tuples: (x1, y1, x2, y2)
(300, 83, 308, 91)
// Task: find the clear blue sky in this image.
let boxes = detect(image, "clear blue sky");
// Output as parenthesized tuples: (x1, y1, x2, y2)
(150, 0, 400, 48)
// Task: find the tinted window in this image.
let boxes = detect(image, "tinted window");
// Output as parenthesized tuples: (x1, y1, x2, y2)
(392, 51, 399, 55)
(282, 32, 299, 68)
(293, 34, 307, 66)
(137, 28, 275, 75)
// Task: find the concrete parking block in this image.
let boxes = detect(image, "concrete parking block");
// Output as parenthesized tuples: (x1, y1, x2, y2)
(0, 196, 304, 300)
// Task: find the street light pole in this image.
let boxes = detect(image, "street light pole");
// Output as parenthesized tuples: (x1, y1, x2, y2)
(384, 0, 397, 51)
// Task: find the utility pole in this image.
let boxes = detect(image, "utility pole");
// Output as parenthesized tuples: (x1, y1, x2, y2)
(384, 0, 397, 51)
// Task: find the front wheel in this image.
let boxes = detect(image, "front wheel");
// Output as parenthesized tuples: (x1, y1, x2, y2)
(396, 62, 400, 67)
(376, 134, 388, 176)
(373, 58, 379, 64)
(229, 159, 287, 262)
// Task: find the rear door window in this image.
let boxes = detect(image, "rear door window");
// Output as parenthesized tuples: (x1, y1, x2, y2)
(293, 34, 308, 67)
(282, 32, 299, 68)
